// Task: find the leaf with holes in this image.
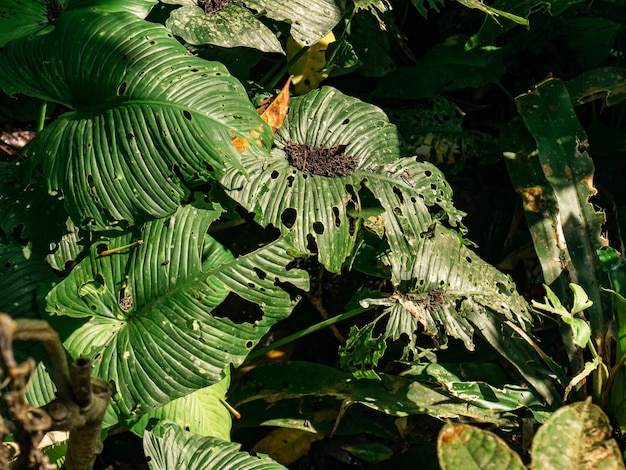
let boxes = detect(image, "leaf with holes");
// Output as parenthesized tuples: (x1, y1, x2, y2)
(243, 0, 346, 46)
(162, 1, 284, 53)
(220, 86, 463, 273)
(0, 9, 272, 230)
(46, 204, 309, 419)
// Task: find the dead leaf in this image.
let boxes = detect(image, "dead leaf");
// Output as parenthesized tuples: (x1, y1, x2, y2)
(258, 76, 292, 133)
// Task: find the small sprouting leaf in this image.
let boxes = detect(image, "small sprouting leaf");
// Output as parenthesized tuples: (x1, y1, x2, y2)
(570, 283, 593, 315)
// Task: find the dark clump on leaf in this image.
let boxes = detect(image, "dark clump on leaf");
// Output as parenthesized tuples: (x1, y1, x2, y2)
(45, 0, 63, 24)
(197, 0, 232, 14)
(284, 143, 358, 177)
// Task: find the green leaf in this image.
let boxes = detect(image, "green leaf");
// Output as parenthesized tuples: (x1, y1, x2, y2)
(222, 87, 465, 273)
(360, 223, 531, 357)
(437, 422, 525, 470)
(373, 43, 505, 99)
(531, 400, 624, 470)
(339, 321, 387, 379)
(0, 241, 56, 319)
(446, 382, 543, 411)
(229, 362, 518, 426)
(467, 0, 585, 48)
(0, 0, 56, 48)
(163, 2, 284, 53)
(567, 67, 626, 108)
(126, 376, 232, 440)
(145, 420, 287, 470)
(343, 442, 393, 464)
(46, 205, 309, 418)
(0, 0, 158, 47)
(242, 0, 347, 46)
(0, 9, 272, 230)
(454, 0, 528, 25)
(512, 77, 611, 341)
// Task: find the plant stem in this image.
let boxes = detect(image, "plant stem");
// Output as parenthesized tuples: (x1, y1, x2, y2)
(247, 306, 371, 360)
(37, 101, 48, 132)
(261, 46, 309, 90)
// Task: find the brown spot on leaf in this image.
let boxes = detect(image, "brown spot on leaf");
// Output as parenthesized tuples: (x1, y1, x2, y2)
(542, 164, 553, 177)
(284, 142, 357, 177)
(517, 187, 542, 212)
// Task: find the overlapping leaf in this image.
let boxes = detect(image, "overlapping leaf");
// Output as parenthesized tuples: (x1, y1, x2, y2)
(0, 9, 272, 230)
(145, 420, 287, 470)
(0, 0, 158, 47)
(243, 0, 346, 45)
(162, 1, 284, 53)
(46, 205, 309, 418)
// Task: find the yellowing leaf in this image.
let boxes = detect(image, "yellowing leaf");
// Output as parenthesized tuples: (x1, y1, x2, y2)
(251, 428, 325, 465)
(258, 76, 292, 133)
(287, 32, 335, 95)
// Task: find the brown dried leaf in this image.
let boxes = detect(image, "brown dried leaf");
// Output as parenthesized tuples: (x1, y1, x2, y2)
(258, 76, 292, 133)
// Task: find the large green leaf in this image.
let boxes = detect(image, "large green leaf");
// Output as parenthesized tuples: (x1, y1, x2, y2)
(221, 86, 462, 272)
(0, 0, 158, 47)
(162, 1, 283, 53)
(46, 205, 309, 418)
(145, 420, 287, 470)
(511, 77, 611, 342)
(0, 9, 272, 230)
(229, 362, 516, 426)
(243, 0, 346, 45)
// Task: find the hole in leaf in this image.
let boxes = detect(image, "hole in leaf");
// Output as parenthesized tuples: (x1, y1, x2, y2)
(246, 340, 254, 349)
(392, 186, 404, 203)
(117, 82, 127, 96)
(313, 221, 324, 234)
(253, 267, 267, 280)
(496, 282, 511, 295)
(212, 292, 263, 324)
(183, 110, 192, 121)
(284, 142, 357, 177)
(281, 208, 297, 228)
(271, 170, 280, 179)
(332, 206, 341, 227)
(342, 118, 350, 125)
(425, 170, 432, 177)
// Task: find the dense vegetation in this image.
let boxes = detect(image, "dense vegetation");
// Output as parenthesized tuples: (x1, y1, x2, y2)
(1, 0, 626, 468)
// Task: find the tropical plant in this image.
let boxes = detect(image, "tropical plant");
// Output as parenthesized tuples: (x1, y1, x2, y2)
(0, 0, 626, 468)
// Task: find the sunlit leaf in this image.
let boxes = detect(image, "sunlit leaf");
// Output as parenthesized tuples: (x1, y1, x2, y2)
(46, 205, 309, 418)
(0, 9, 272, 230)
(163, 1, 284, 53)
(145, 420, 287, 469)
